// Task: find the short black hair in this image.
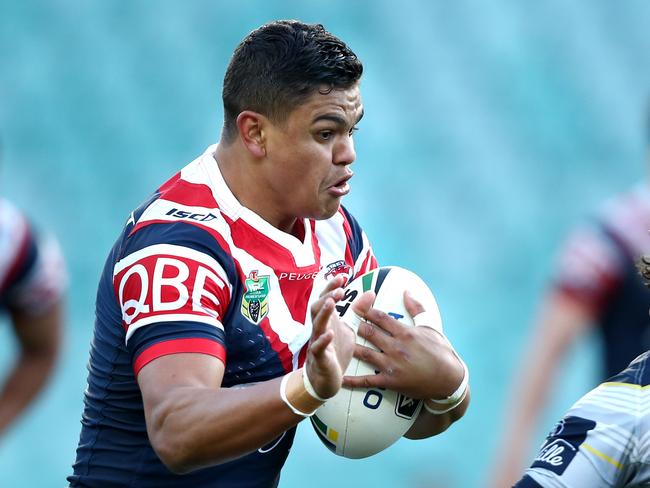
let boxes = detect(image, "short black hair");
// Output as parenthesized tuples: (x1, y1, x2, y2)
(638, 255, 650, 287)
(221, 20, 363, 142)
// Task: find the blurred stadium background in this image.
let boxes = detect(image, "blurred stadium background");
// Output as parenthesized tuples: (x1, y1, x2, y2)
(1, 1, 649, 486)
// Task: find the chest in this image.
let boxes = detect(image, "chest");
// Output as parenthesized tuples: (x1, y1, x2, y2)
(221, 242, 353, 383)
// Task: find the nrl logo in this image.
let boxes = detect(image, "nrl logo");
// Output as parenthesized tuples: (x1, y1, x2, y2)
(241, 271, 270, 324)
(324, 260, 351, 281)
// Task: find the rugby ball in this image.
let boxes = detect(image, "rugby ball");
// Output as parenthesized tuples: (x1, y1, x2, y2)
(310, 266, 443, 459)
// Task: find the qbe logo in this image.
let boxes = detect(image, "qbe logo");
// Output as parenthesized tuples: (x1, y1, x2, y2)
(114, 246, 229, 330)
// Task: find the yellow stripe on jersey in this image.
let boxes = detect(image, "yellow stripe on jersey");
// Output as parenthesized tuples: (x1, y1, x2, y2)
(581, 442, 624, 469)
(600, 382, 650, 390)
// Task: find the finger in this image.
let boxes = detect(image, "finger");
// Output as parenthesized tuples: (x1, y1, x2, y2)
(309, 328, 334, 356)
(343, 373, 387, 390)
(351, 291, 376, 318)
(363, 307, 404, 336)
(404, 290, 426, 317)
(357, 321, 392, 351)
(404, 291, 443, 331)
(319, 274, 346, 298)
(340, 290, 375, 332)
(312, 297, 334, 338)
(353, 344, 387, 370)
(311, 288, 344, 318)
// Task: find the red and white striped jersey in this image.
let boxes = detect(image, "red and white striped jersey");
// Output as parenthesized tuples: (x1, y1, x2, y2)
(69, 145, 377, 487)
(0, 198, 65, 314)
(552, 183, 650, 377)
(120, 144, 377, 377)
(553, 184, 650, 312)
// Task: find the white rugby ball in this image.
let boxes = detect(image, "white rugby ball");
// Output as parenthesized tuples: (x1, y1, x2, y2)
(310, 266, 443, 459)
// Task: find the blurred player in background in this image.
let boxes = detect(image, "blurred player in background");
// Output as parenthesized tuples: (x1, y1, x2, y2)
(0, 141, 66, 439)
(68, 20, 469, 487)
(491, 115, 650, 487)
(515, 252, 650, 487)
(513, 348, 650, 487)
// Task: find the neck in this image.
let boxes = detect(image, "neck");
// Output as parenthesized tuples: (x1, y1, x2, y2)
(214, 142, 299, 235)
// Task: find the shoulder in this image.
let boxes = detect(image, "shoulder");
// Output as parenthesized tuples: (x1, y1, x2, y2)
(115, 214, 238, 296)
(595, 184, 650, 254)
(117, 156, 237, 278)
(0, 197, 24, 217)
(0, 198, 66, 310)
(0, 198, 32, 293)
(553, 218, 625, 291)
(606, 351, 650, 387)
(0, 197, 29, 242)
(108, 185, 239, 331)
(112, 215, 235, 358)
(560, 184, 650, 255)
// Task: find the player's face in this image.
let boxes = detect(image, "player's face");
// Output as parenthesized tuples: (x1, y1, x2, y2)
(263, 83, 363, 228)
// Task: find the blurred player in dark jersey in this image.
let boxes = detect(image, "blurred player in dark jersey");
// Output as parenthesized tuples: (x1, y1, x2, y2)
(0, 165, 66, 438)
(68, 20, 469, 487)
(491, 122, 650, 486)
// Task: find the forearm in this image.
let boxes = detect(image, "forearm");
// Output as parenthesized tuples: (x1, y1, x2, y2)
(1, 302, 62, 436)
(402, 339, 469, 440)
(146, 369, 320, 474)
(404, 388, 470, 439)
(0, 350, 57, 435)
(426, 340, 466, 399)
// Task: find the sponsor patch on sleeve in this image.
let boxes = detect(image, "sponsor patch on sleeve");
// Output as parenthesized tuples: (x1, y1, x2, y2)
(530, 415, 597, 475)
(113, 244, 231, 342)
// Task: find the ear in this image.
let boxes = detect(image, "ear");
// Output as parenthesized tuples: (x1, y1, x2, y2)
(236, 111, 267, 158)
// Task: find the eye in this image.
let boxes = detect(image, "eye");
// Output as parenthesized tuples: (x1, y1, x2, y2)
(349, 126, 359, 137)
(319, 130, 334, 141)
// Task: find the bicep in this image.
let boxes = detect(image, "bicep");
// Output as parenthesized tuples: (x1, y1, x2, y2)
(135, 353, 232, 471)
(137, 353, 225, 415)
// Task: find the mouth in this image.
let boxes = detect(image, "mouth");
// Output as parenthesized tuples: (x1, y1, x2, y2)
(328, 173, 353, 197)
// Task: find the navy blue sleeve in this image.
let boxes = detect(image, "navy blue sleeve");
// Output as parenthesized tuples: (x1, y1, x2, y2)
(111, 220, 238, 374)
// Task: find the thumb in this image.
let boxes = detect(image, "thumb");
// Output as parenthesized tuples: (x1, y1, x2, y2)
(342, 290, 375, 333)
(404, 290, 425, 317)
(351, 290, 376, 318)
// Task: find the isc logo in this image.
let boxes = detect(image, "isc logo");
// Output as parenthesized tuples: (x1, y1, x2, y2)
(165, 207, 218, 222)
(114, 246, 228, 332)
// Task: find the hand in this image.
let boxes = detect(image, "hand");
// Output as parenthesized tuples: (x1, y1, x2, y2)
(306, 276, 374, 399)
(343, 291, 464, 400)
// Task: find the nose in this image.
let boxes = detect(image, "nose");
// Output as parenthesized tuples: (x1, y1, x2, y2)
(334, 134, 356, 166)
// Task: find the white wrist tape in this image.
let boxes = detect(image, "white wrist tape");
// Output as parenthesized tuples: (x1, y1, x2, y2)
(424, 356, 469, 414)
(280, 372, 316, 417)
(424, 386, 468, 415)
(302, 368, 329, 402)
(413, 311, 443, 334)
(413, 311, 435, 328)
